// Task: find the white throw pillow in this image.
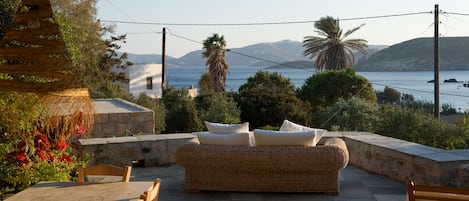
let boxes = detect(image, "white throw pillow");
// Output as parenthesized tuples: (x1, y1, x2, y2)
(205, 121, 249, 134)
(197, 132, 251, 146)
(253, 129, 320, 146)
(279, 120, 327, 145)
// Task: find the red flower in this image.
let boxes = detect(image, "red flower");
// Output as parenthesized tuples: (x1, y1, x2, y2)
(6, 151, 29, 166)
(60, 153, 72, 163)
(48, 152, 56, 162)
(56, 139, 68, 150)
(35, 150, 47, 161)
(75, 122, 87, 135)
(16, 152, 26, 162)
(34, 134, 50, 151)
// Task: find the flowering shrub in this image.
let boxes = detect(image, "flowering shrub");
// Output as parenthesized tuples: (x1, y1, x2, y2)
(0, 92, 89, 194)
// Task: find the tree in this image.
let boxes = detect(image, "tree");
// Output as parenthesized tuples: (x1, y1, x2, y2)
(298, 68, 377, 111)
(196, 93, 240, 124)
(238, 71, 295, 94)
(202, 33, 229, 92)
(198, 72, 215, 96)
(235, 71, 311, 128)
(162, 87, 202, 133)
(303, 16, 368, 71)
(51, 0, 131, 93)
(376, 86, 401, 104)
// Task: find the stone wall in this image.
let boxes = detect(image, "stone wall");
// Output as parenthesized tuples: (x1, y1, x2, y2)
(92, 99, 155, 138)
(79, 134, 195, 167)
(336, 132, 469, 188)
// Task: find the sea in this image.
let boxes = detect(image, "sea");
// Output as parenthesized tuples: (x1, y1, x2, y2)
(166, 66, 469, 112)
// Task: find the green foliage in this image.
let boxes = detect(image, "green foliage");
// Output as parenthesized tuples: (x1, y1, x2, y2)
(441, 103, 457, 115)
(238, 70, 295, 94)
(235, 71, 311, 129)
(298, 68, 377, 111)
(52, 0, 132, 93)
(376, 86, 401, 104)
(375, 105, 425, 141)
(196, 93, 240, 125)
(162, 87, 202, 133)
(92, 81, 132, 99)
(317, 97, 380, 131)
(132, 94, 166, 134)
(0, 0, 19, 39)
(198, 72, 215, 96)
(303, 16, 367, 70)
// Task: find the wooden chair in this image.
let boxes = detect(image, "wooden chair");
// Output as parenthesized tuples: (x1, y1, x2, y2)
(139, 178, 161, 201)
(77, 165, 132, 182)
(407, 181, 469, 201)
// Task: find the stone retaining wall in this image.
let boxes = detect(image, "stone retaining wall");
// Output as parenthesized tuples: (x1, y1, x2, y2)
(78, 132, 469, 188)
(334, 132, 469, 188)
(79, 134, 194, 167)
(92, 99, 155, 138)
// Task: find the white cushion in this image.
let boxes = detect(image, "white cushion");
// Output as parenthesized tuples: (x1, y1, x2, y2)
(279, 120, 327, 145)
(253, 129, 320, 146)
(197, 132, 251, 146)
(205, 121, 249, 134)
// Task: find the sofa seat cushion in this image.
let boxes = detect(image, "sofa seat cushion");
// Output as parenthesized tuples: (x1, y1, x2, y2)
(197, 132, 251, 146)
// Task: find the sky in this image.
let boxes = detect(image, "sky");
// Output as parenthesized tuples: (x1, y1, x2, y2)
(96, 0, 469, 58)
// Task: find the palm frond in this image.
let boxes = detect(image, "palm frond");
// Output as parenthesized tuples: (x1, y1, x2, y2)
(343, 23, 365, 39)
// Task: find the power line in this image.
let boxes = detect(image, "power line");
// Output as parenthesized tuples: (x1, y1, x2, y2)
(443, 11, 469, 16)
(372, 82, 469, 98)
(166, 28, 315, 71)
(100, 11, 432, 26)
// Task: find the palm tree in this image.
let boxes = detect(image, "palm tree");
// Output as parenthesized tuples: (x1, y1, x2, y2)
(303, 16, 368, 71)
(202, 33, 229, 92)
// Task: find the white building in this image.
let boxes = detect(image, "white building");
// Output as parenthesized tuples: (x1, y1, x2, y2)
(127, 64, 163, 98)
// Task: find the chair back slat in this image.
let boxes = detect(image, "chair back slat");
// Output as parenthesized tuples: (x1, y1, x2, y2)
(408, 181, 469, 201)
(140, 178, 161, 201)
(78, 165, 132, 182)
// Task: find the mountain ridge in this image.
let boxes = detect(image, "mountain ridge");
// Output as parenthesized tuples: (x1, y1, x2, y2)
(126, 37, 469, 71)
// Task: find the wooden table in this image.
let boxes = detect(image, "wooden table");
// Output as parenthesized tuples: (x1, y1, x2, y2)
(6, 181, 153, 201)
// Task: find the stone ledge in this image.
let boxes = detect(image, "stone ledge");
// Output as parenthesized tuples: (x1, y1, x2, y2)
(79, 133, 195, 145)
(332, 132, 469, 187)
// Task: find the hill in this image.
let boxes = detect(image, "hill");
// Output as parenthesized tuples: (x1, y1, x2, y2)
(124, 41, 387, 68)
(176, 40, 306, 67)
(355, 37, 469, 71)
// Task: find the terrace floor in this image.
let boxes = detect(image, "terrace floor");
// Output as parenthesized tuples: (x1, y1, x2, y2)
(131, 164, 407, 201)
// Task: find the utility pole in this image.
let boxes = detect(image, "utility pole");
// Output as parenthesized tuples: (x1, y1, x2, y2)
(162, 27, 167, 91)
(434, 4, 440, 119)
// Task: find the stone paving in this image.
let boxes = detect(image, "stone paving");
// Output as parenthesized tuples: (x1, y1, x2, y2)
(131, 164, 407, 201)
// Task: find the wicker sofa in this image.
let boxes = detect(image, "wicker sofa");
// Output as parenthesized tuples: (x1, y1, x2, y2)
(176, 137, 349, 194)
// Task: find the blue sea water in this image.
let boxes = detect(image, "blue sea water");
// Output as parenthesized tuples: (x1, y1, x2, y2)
(166, 66, 469, 111)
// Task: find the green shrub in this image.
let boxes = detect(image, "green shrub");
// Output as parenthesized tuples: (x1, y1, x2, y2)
(196, 93, 240, 125)
(376, 86, 401, 104)
(298, 68, 377, 111)
(238, 70, 296, 94)
(316, 97, 380, 131)
(375, 105, 425, 141)
(132, 93, 166, 134)
(162, 87, 202, 133)
(0, 92, 84, 194)
(234, 90, 311, 129)
(235, 71, 311, 129)
(198, 72, 215, 96)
